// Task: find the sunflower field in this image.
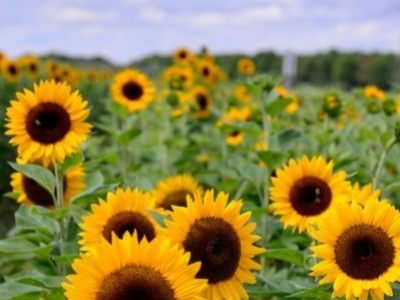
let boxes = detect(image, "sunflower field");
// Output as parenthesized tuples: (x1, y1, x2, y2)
(1, 48, 400, 300)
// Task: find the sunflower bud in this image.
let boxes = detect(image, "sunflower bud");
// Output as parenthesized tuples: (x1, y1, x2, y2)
(365, 98, 381, 114)
(322, 93, 342, 118)
(382, 98, 397, 116)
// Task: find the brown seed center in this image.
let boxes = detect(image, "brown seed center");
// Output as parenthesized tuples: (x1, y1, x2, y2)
(289, 176, 332, 216)
(122, 81, 144, 101)
(334, 224, 395, 280)
(25, 102, 71, 144)
(96, 264, 175, 300)
(102, 211, 156, 243)
(183, 216, 241, 283)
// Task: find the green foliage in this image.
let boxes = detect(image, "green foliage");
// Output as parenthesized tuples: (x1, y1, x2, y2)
(1, 51, 400, 299)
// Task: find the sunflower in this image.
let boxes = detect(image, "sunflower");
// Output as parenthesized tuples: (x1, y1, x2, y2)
(350, 182, 382, 207)
(63, 232, 208, 300)
(10, 162, 85, 209)
(197, 59, 219, 85)
(151, 174, 203, 210)
(186, 85, 212, 118)
(163, 189, 265, 300)
(269, 155, 350, 233)
(237, 57, 255, 76)
(5, 80, 92, 166)
(1, 59, 21, 82)
(20, 54, 40, 78)
(221, 106, 251, 146)
(234, 84, 251, 103)
(364, 85, 386, 101)
(173, 47, 195, 65)
(310, 199, 400, 300)
(226, 130, 245, 146)
(79, 188, 163, 251)
(110, 69, 156, 112)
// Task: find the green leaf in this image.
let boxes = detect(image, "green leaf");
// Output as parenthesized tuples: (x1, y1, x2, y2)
(0, 282, 42, 300)
(117, 127, 141, 144)
(57, 152, 84, 175)
(264, 97, 292, 116)
(257, 151, 286, 170)
(14, 205, 59, 236)
(286, 283, 332, 299)
(8, 162, 56, 198)
(0, 238, 39, 253)
(262, 248, 305, 267)
(9, 270, 65, 289)
(277, 128, 301, 148)
(51, 254, 79, 265)
(147, 210, 171, 228)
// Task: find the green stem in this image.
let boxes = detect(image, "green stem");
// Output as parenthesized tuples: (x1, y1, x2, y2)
(258, 92, 271, 276)
(53, 162, 66, 276)
(372, 137, 396, 190)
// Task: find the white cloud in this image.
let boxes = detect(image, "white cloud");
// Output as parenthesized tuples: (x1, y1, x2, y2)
(191, 4, 283, 29)
(334, 21, 379, 39)
(234, 5, 283, 23)
(138, 6, 165, 22)
(192, 13, 225, 28)
(41, 4, 115, 22)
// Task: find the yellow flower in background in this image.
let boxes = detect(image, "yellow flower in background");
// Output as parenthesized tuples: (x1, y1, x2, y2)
(234, 84, 251, 103)
(197, 59, 219, 85)
(310, 199, 400, 300)
(1, 59, 21, 82)
(20, 54, 41, 78)
(63, 233, 208, 300)
(173, 47, 195, 65)
(349, 182, 382, 207)
(223, 106, 251, 123)
(5, 80, 92, 166)
(221, 106, 251, 146)
(151, 174, 203, 210)
(163, 190, 265, 300)
(79, 188, 162, 251)
(226, 130, 245, 146)
(10, 162, 85, 209)
(111, 68, 156, 112)
(186, 84, 213, 118)
(163, 65, 195, 90)
(364, 85, 386, 101)
(274, 85, 301, 114)
(237, 57, 255, 76)
(269, 156, 350, 233)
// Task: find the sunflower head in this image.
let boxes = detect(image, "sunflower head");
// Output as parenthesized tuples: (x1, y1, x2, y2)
(1, 59, 21, 82)
(20, 54, 41, 78)
(364, 85, 386, 101)
(310, 199, 400, 300)
(269, 155, 350, 233)
(110, 69, 156, 112)
(79, 187, 164, 251)
(237, 57, 255, 76)
(151, 174, 203, 211)
(173, 47, 195, 65)
(163, 189, 265, 300)
(63, 232, 208, 300)
(197, 59, 219, 85)
(350, 182, 382, 207)
(187, 85, 212, 118)
(10, 160, 85, 209)
(5, 80, 92, 166)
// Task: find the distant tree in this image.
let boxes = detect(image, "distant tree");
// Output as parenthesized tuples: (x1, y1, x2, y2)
(370, 53, 396, 90)
(333, 53, 360, 89)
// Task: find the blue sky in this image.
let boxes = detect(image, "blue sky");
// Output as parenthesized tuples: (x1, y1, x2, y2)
(1, 0, 399, 65)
